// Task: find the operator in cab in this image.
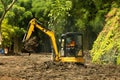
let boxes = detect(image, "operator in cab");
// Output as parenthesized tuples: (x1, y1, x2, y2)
(66, 37, 76, 56)
(67, 37, 75, 47)
(67, 40, 75, 47)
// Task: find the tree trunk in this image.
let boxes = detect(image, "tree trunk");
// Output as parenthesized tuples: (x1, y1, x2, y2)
(83, 27, 97, 50)
(13, 37, 19, 54)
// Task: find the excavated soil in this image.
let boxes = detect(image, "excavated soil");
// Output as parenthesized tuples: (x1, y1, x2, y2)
(0, 53, 120, 80)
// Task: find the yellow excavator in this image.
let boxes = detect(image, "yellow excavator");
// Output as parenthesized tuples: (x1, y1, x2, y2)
(23, 18, 85, 64)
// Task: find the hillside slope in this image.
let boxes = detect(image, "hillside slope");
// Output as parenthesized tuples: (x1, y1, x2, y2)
(91, 7, 120, 64)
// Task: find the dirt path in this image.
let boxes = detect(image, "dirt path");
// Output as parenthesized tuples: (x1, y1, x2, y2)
(0, 53, 120, 80)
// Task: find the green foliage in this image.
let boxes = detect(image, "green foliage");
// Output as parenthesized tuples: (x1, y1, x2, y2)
(31, 0, 53, 28)
(5, 11, 15, 20)
(91, 6, 120, 65)
(89, 0, 111, 34)
(48, 0, 72, 36)
(0, 0, 13, 8)
(23, 11, 33, 18)
(1, 19, 25, 47)
(70, 0, 109, 34)
(74, 8, 90, 30)
(90, 10, 107, 33)
(5, 3, 33, 28)
(0, 4, 3, 16)
(18, 0, 32, 10)
(71, 0, 93, 31)
(31, 0, 53, 17)
(5, 4, 26, 26)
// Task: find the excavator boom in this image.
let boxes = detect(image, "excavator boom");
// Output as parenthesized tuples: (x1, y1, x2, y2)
(23, 18, 60, 61)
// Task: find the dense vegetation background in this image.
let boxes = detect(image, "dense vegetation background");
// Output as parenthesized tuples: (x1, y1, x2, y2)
(0, 0, 120, 64)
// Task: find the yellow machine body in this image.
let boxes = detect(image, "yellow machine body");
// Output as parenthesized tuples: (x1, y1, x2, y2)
(23, 18, 85, 63)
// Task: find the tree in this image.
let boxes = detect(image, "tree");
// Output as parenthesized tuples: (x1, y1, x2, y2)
(0, 0, 17, 46)
(48, 0, 72, 37)
(5, 1, 32, 53)
(1, 19, 25, 47)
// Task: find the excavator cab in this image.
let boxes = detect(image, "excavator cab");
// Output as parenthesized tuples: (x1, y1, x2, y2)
(60, 32, 83, 57)
(59, 32, 84, 63)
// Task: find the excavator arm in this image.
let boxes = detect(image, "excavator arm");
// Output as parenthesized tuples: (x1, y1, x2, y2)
(23, 18, 60, 61)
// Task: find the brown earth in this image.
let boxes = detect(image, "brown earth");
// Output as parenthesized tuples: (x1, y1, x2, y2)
(0, 53, 120, 80)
